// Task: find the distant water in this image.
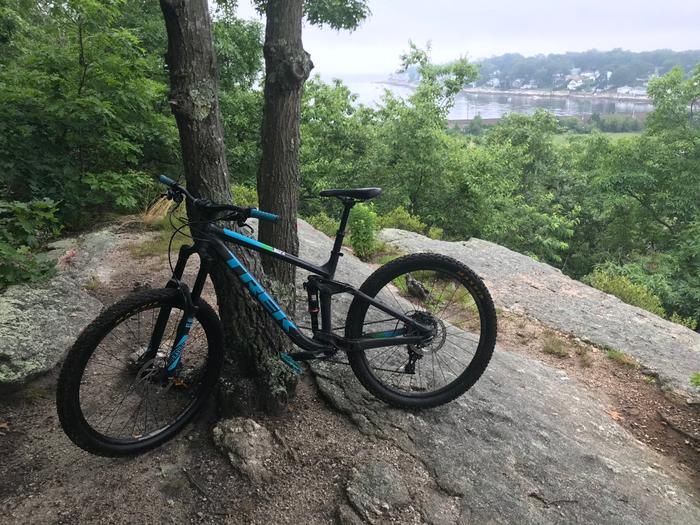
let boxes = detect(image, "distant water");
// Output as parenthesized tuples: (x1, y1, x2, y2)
(319, 74, 655, 120)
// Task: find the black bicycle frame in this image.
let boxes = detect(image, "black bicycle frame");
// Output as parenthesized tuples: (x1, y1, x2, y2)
(158, 208, 432, 363)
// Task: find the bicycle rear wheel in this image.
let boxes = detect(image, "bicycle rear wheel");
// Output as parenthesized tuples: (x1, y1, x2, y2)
(56, 288, 223, 456)
(345, 253, 497, 409)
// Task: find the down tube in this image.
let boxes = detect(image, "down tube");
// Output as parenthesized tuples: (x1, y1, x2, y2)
(214, 242, 333, 353)
(220, 246, 298, 333)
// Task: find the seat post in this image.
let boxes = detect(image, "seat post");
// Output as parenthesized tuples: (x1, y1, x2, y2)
(323, 199, 354, 278)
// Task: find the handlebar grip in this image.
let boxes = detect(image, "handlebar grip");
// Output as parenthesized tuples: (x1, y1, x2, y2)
(250, 208, 279, 223)
(159, 175, 176, 187)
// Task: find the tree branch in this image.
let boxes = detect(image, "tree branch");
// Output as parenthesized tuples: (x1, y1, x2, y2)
(624, 190, 676, 235)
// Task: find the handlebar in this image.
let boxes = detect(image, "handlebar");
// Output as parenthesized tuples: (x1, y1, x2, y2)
(157, 175, 279, 223)
(158, 175, 177, 187)
(249, 208, 279, 222)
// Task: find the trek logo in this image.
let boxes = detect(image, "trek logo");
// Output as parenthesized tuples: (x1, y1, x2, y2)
(166, 317, 193, 371)
(227, 258, 297, 333)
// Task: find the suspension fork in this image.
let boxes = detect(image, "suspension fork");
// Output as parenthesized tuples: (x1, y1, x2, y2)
(144, 245, 208, 373)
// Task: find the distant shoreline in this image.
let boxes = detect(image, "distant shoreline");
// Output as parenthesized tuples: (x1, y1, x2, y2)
(380, 80, 652, 103)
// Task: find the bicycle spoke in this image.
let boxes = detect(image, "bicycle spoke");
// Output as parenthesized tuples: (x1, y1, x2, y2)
(355, 266, 488, 397)
(78, 300, 210, 443)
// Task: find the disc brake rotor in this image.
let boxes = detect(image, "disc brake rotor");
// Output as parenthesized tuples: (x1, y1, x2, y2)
(133, 358, 175, 396)
(407, 311, 447, 356)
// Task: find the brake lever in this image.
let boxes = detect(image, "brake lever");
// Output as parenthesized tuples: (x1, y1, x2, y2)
(167, 189, 183, 203)
(240, 222, 254, 236)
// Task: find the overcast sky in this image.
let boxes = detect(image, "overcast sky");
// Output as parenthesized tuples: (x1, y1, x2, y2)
(234, 0, 700, 76)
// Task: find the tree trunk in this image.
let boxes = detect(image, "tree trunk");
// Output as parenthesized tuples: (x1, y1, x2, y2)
(257, 0, 313, 294)
(159, 0, 296, 416)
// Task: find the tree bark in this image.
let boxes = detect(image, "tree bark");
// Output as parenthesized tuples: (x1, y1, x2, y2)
(159, 0, 296, 415)
(257, 0, 313, 291)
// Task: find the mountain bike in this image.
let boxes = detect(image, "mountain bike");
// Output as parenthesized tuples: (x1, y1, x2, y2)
(56, 175, 497, 456)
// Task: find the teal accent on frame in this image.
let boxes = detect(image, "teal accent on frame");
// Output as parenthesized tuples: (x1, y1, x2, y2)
(367, 329, 403, 339)
(279, 352, 303, 375)
(167, 334, 188, 370)
(223, 228, 274, 252)
(225, 251, 297, 333)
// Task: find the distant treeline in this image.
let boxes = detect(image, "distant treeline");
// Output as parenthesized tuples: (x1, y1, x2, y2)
(458, 113, 645, 136)
(474, 49, 700, 90)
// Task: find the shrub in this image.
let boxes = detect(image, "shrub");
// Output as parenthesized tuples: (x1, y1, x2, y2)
(576, 348, 593, 367)
(594, 114, 643, 133)
(670, 312, 698, 331)
(585, 268, 666, 317)
(306, 212, 337, 237)
(379, 206, 426, 233)
(427, 226, 444, 240)
(541, 335, 569, 358)
(67, 170, 160, 222)
(558, 116, 592, 134)
(348, 203, 379, 260)
(0, 199, 61, 289)
(0, 199, 61, 248)
(691, 373, 700, 388)
(232, 184, 259, 208)
(605, 349, 637, 367)
(0, 243, 56, 289)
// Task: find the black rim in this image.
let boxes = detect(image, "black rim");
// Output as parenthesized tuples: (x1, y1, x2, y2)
(74, 301, 210, 445)
(357, 266, 487, 398)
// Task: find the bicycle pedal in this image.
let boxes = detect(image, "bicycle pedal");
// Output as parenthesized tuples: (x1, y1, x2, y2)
(279, 352, 303, 375)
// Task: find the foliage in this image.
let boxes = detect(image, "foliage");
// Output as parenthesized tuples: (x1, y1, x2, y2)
(348, 203, 378, 260)
(592, 113, 644, 133)
(0, 1, 267, 286)
(558, 114, 644, 134)
(541, 335, 569, 358)
(0, 199, 61, 248)
(305, 212, 337, 237)
(0, 198, 60, 288)
(252, 0, 370, 31)
(0, 0, 178, 228)
(303, 0, 370, 30)
(427, 226, 444, 240)
(669, 313, 698, 331)
(691, 373, 700, 388)
(2, 2, 699, 331)
(585, 267, 666, 317)
(299, 77, 376, 217)
(461, 115, 488, 136)
(214, 11, 264, 185)
(232, 184, 259, 208)
(605, 349, 637, 367)
(379, 207, 426, 233)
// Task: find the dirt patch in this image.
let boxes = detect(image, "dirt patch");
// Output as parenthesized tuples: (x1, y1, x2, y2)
(496, 310, 700, 484)
(2, 367, 441, 524)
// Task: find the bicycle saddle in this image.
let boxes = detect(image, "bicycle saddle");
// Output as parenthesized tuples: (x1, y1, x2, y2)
(318, 187, 382, 201)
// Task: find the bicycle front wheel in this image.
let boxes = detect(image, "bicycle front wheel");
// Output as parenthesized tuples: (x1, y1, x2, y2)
(56, 288, 223, 456)
(345, 253, 497, 409)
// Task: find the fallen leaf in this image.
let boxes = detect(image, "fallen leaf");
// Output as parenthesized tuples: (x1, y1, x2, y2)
(607, 409, 624, 421)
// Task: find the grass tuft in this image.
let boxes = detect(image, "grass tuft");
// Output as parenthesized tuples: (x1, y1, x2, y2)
(541, 335, 569, 358)
(605, 348, 637, 367)
(83, 276, 102, 291)
(575, 347, 593, 367)
(140, 197, 174, 228)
